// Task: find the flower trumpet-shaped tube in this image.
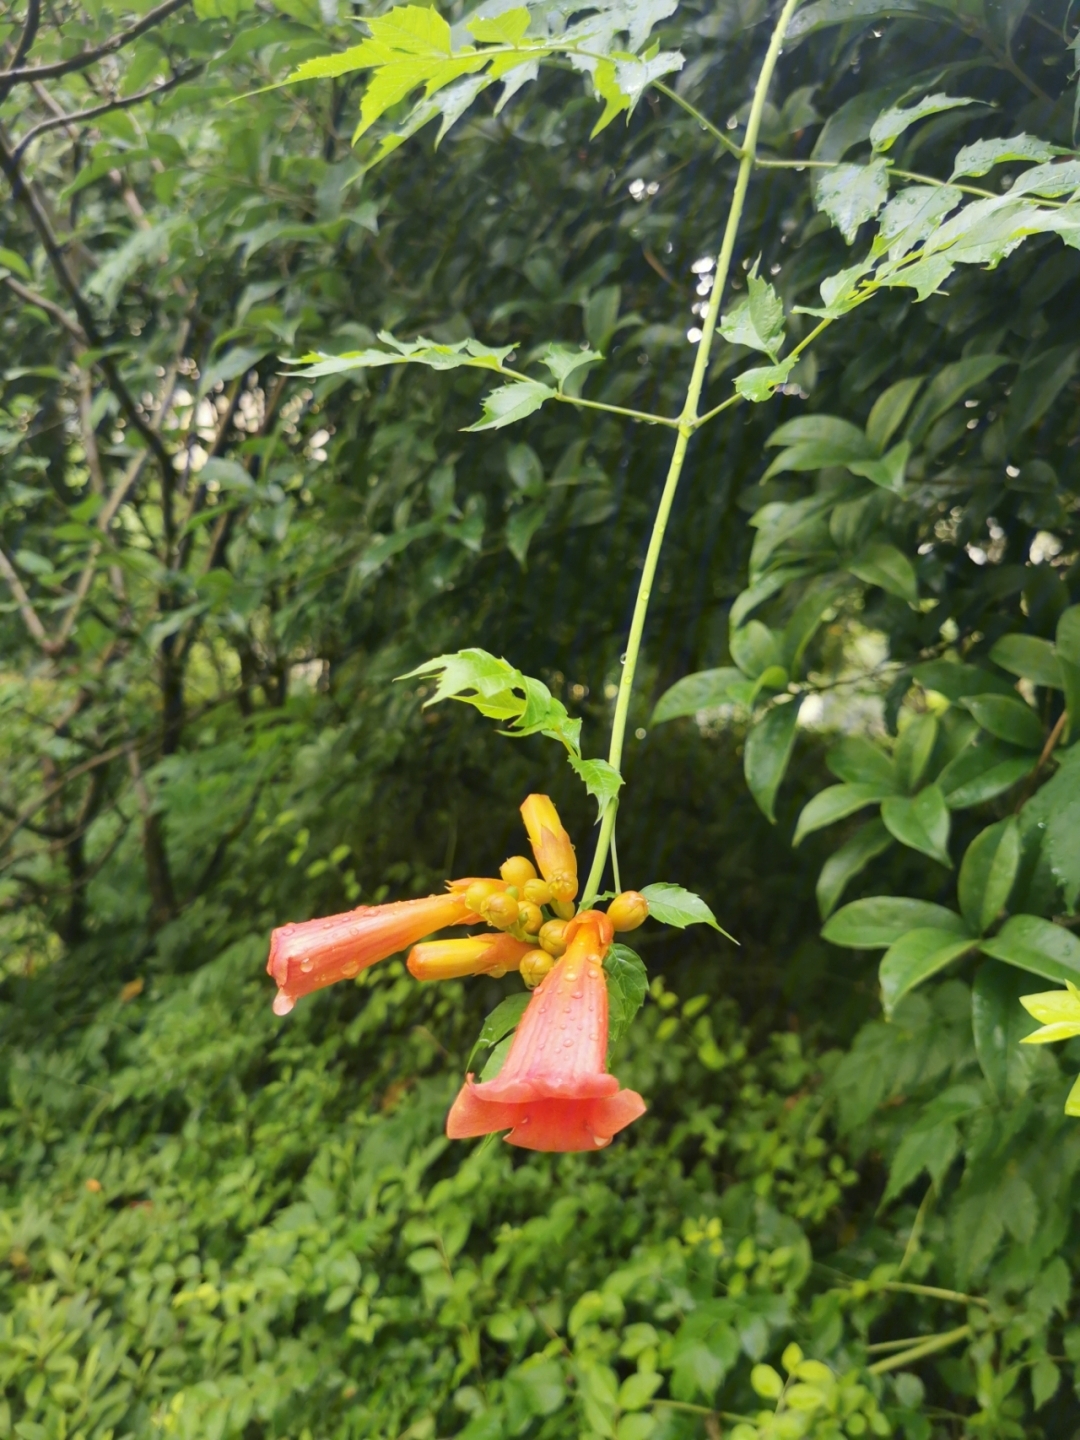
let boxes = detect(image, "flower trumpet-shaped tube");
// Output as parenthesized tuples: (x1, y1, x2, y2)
(268, 892, 475, 1014)
(446, 915, 645, 1151)
(520, 794, 578, 903)
(407, 933, 532, 982)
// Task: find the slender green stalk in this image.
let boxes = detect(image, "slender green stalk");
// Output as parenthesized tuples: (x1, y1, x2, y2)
(652, 79, 744, 157)
(552, 391, 681, 427)
(580, 0, 803, 907)
(867, 1324, 972, 1375)
(882, 1280, 990, 1310)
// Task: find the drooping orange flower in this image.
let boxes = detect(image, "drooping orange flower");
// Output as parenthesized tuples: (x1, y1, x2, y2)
(446, 911, 645, 1151)
(268, 891, 476, 1014)
(407, 932, 532, 982)
(520, 794, 578, 902)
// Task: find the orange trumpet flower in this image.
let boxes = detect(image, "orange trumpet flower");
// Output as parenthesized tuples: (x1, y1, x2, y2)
(268, 891, 475, 1014)
(446, 912, 645, 1151)
(520, 794, 578, 903)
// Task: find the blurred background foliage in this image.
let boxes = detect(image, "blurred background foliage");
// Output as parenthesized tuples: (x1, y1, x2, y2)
(1, 0, 1080, 1433)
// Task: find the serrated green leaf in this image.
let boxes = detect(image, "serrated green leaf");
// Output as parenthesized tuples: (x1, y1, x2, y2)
(464, 380, 554, 431)
(719, 271, 785, 359)
(467, 6, 531, 43)
(467, 991, 531, 1071)
(568, 756, 623, 813)
(951, 133, 1067, 179)
(540, 343, 602, 388)
(870, 94, 980, 154)
(604, 943, 648, 1045)
(735, 358, 796, 402)
(639, 883, 733, 939)
(816, 159, 890, 243)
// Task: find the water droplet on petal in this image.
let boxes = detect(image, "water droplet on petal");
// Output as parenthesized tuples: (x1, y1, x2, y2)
(341, 961, 360, 978)
(299, 956, 313, 972)
(272, 992, 295, 1016)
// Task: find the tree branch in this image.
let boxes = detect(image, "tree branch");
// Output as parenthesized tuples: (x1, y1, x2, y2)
(0, 0, 41, 96)
(0, 543, 52, 650)
(1, 273, 87, 342)
(1, 0, 189, 86)
(13, 67, 199, 161)
(0, 124, 175, 484)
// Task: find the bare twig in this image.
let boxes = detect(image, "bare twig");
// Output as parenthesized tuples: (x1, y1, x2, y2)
(13, 68, 198, 161)
(0, 544, 52, 650)
(0, 126, 175, 483)
(1, 0, 189, 86)
(0, 0, 41, 100)
(1, 272, 87, 342)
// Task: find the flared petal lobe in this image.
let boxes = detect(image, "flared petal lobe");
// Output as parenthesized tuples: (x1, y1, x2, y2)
(520, 794, 578, 902)
(268, 892, 472, 1013)
(444, 916, 645, 1150)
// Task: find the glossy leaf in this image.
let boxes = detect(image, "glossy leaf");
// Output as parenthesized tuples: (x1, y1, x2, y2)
(640, 883, 732, 938)
(981, 915, 1080, 985)
(651, 668, 747, 724)
(960, 694, 1044, 752)
(972, 960, 1040, 1099)
(989, 635, 1064, 690)
(604, 943, 648, 1045)
(744, 698, 802, 823)
(816, 818, 893, 919)
(879, 928, 978, 1017)
(823, 897, 970, 949)
(793, 782, 894, 846)
(958, 818, 1020, 935)
(881, 786, 951, 867)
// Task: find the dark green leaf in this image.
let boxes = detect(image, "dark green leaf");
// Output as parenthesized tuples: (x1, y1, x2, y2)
(793, 783, 893, 846)
(848, 542, 917, 604)
(467, 992, 531, 1071)
(816, 818, 893, 919)
(989, 635, 1064, 690)
(980, 915, 1080, 985)
(744, 698, 802, 823)
(960, 694, 1044, 751)
(971, 960, 1040, 1100)
(879, 928, 979, 1017)
(823, 896, 970, 949)
(894, 714, 937, 794)
(958, 818, 1020, 935)
(651, 668, 746, 724)
(604, 943, 648, 1045)
(881, 786, 951, 867)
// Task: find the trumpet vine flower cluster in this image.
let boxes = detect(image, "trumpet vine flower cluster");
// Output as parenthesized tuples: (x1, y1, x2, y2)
(267, 794, 648, 1151)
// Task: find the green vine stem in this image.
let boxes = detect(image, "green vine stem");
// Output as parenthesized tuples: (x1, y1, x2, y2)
(580, 0, 803, 907)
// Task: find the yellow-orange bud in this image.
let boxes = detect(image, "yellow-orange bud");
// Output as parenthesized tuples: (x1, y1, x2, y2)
(520, 794, 578, 901)
(522, 878, 553, 906)
(550, 899, 576, 921)
(520, 949, 554, 988)
(500, 855, 538, 887)
(538, 918, 569, 957)
(407, 934, 531, 982)
(608, 890, 649, 932)
(463, 878, 504, 915)
(482, 892, 520, 931)
(518, 900, 544, 936)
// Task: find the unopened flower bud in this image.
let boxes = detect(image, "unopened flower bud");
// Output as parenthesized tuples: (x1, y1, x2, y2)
(464, 878, 504, 915)
(608, 890, 649, 932)
(482, 892, 520, 931)
(523, 878, 553, 906)
(518, 900, 544, 936)
(538, 918, 569, 957)
(520, 949, 554, 988)
(501, 855, 538, 887)
(548, 870, 578, 904)
(550, 899, 576, 921)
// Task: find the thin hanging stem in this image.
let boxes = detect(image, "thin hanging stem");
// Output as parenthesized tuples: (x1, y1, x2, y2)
(580, 0, 802, 906)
